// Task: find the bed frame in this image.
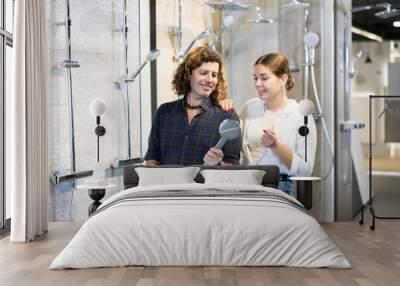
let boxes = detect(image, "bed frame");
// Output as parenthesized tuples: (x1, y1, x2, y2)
(123, 165, 280, 189)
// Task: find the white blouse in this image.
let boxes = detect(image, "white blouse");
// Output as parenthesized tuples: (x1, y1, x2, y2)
(239, 98, 317, 176)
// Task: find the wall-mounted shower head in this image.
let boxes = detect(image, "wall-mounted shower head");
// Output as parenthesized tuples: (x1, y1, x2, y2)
(176, 30, 211, 62)
(374, 3, 400, 19)
(204, 0, 250, 11)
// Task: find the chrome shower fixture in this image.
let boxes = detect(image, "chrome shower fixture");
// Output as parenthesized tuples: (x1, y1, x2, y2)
(247, 6, 274, 24)
(124, 49, 160, 82)
(220, 15, 234, 33)
(176, 30, 210, 62)
(304, 31, 319, 65)
(350, 50, 363, 79)
(204, 0, 250, 11)
(210, 16, 234, 48)
(374, 3, 400, 19)
(280, 0, 310, 9)
(351, 2, 400, 18)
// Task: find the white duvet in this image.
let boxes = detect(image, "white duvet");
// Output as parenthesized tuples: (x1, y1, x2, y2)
(50, 183, 351, 269)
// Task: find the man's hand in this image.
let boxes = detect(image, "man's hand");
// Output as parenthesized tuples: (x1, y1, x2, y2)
(261, 129, 278, 148)
(203, 147, 224, 166)
(146, 160, 160, 166)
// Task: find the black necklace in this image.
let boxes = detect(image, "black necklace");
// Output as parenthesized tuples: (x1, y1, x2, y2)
(185, 101, 201, 110)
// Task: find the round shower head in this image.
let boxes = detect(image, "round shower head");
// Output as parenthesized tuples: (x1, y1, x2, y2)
(204, 0, 250, 11)
(146, 49, 161, 62)
(280, 0, 310, 9)
(223, 15, 234, 27)
(196, 30, 211, 40)
(304, 32, 320, 48)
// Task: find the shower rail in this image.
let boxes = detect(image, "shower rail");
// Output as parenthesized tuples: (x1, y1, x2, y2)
(51, 0, 93, 184)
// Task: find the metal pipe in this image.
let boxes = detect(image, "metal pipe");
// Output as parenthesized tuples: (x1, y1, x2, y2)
(65, 0, 76, 173)
(344, 11, 351, 121)
(122, 0, 132, 158)
(303, 8, 310, 101)
(311, 65, 334, 156)
(177, 0, 182, 53)
(343, 11, 352, 185)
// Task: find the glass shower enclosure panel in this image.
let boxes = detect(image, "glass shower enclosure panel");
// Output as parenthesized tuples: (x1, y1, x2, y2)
(47, 0, 143, 221)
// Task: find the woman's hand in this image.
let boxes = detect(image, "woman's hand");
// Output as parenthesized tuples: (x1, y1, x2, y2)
(218, 98, 235, 112)
(203, 147, 224, 165)
(261, 129, 278, 148)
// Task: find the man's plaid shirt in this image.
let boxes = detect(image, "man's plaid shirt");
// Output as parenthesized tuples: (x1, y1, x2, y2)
(144, 96, 240, 165)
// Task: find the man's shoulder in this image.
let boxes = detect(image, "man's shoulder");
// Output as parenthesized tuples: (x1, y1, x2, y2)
(157, 99, 181, 113)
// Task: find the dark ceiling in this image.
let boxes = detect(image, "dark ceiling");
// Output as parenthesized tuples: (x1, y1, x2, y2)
(352, 0, 400, 41)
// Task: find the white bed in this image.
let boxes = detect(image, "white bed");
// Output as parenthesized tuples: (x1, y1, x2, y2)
(50, 183, 351, 269)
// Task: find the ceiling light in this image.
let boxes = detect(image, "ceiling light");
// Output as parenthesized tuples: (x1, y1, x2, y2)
(393, 21, 400, 27)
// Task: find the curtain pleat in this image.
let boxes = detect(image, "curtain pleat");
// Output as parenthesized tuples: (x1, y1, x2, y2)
(10, 0, 49, 242)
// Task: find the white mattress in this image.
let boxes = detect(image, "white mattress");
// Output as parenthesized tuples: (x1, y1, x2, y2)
(50, 183, 351, 269)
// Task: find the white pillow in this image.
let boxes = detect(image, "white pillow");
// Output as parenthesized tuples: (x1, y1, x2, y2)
(135, 167, 200, 186)
(200, 169, 266, 185)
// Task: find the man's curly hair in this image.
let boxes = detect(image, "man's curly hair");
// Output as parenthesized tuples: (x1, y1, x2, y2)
(172, 46, 228, 104)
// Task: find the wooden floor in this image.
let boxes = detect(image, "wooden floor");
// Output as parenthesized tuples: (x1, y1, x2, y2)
(1, 221, 400, 286)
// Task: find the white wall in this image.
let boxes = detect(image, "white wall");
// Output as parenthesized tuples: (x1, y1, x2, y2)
(156, 0, 211, 105)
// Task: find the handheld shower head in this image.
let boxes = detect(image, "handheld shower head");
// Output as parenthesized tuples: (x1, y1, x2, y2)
(146, 49, 161, 62)
(223, 15, 234, 28)
(350, 50, 363, 79)
(125, 49, 160, 82)
(303, 32, 320, 48)
(219, 16, 234, 36)
(304, 32, 320, 65)
(177, 30, 211, 62)
(196, 30, 211, 40)
(215, 119, 241, 149)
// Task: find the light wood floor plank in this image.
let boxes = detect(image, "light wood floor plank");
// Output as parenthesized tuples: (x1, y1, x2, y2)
(1, 222, 400, 286)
